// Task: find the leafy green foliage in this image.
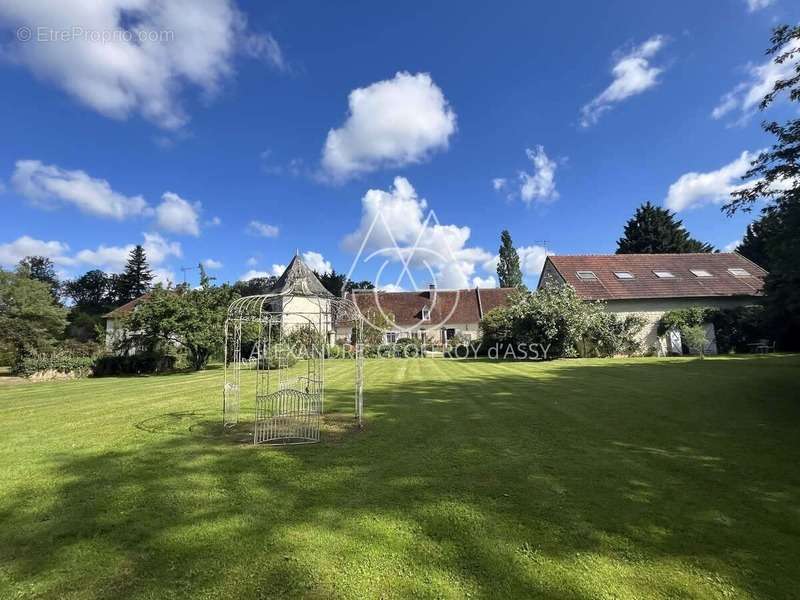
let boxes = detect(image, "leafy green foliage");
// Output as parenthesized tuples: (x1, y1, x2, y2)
(657, 306, 713, 337)
(496, 230, 524, 288)
(616, 202, 714, 254)
(681, 325, 709, 359)
(17, 256, 61, 300)
(711, 305, 768, 353)
(123, 282, 236, 371)
(361, 308, 396, 345)
(233, 275, 277, 297)
(725, 25, 800, 349)
(0, 269, 68, 370)
(736, 213, 776, 270)
(92, 351, 177, 376)
(16, 351, 94, 378)
(584, 312, 646, 357)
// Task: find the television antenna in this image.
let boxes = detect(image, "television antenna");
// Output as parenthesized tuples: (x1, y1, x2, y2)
(180, 265, 200, 284)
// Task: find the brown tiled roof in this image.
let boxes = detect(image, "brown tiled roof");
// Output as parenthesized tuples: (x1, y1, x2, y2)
(102, 293, 152, 319)
(345, 287, 517, 326)
(543, 253, 767, 301)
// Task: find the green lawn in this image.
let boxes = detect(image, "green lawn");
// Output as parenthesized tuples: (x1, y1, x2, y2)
(1, 356, 798, 599)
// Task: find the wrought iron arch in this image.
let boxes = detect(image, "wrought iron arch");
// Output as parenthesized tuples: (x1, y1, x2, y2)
(223, 292, 365, 444)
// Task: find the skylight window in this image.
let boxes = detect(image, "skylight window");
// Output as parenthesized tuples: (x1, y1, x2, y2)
(690, 269, 713, 278)
(576, 271, 598, 280)
(653, 270, 675, 279)
(614, 271, 634, 280)
(728, 267, 751, 278)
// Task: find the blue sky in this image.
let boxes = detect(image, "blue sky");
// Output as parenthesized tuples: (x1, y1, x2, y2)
(1, 0, 798, 290)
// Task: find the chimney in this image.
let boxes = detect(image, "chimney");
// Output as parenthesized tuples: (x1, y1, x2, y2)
(428, 283, 436, 298)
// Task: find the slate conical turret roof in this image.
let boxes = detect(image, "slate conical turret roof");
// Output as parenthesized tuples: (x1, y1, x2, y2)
(271, 255, 334, 297)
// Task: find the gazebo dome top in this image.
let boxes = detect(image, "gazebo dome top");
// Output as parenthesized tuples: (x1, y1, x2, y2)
(271, 255, 334, 298)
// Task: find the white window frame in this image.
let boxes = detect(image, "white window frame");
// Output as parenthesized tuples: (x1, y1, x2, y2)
(576, 271, 598, 280)
(653, 270, 676, 279)
(690, 269, 713, 278)
(421, 307, 431, 321)
(385, 332, 398, 343)
(727, 267, 751, 278)
(614, 271, 634, 280)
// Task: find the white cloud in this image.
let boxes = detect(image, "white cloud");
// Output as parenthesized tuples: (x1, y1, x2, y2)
(241, 32, 286, 71)
(322, 71, 457, 180)
(519, 146, 559, 204)
(0, 232, 180, 284)
(239, 269, 270, 281)
(745, 0, 774, 12)
(518, 245, 550, 277)
(245, 256, 258, 267)
(11, 159, 149, 219)
(247, 220, 279, 237)
(492, 178, 507, 191)
(724, 240, 741, 253)
(74, 232, 181, 272)
(343, 177, 494, 290)
(207, 216, 222, 227)
(155, 192, 200, 236)
(379, 283, 404, 292)
(472, 275, 497, 288)
(0, 235, 75, 267)
(302, 251, 331, 274)
(711, 42, 798, 122)
(271, 263, 286, 276)
(664, 150, 757, 212)
(202, 258, 222, 269)
(0, 0, 284, 129)
(581, 35, 666, 127)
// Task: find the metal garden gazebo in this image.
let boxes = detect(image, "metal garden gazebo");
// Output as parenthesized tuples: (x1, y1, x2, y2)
(223, 256, 364, 444)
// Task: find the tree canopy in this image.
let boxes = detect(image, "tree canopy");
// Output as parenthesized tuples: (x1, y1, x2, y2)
(0, 269, 67, 369)
(497, 230, 524, 288)
(725, 24, 800, 348)
(616, 202, 714, 254)
(17, 256, 60, 299)
(115, 245, 154, 304)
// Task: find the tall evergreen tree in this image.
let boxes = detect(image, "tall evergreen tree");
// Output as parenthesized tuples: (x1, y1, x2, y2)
(497, 230, 524, 288)
(116, 245, 154, 303)
(616, 202, 714, 254)
(735, 212, 777, 270)
(724, 24, 800, 348)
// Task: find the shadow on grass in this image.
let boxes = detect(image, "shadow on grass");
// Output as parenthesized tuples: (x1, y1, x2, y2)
(1, 355, 799, 598)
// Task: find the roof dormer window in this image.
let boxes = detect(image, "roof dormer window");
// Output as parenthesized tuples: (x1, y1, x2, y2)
(421, 307, 431, 321)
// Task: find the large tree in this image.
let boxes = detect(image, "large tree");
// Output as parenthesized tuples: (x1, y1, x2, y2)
(0, 269, 67, 368)
(735, 212, 777, 271)
(724, 24, 800, 347)
(497, 230, 524, 288)
(17, 256, 60, 300)
(123, 281, 236, 370)
(115, 245, 154, 303)
(616, 202, 714, 254)
(63, 270, 115, 342)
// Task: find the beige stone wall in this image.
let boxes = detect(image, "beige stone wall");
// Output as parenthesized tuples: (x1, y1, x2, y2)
(604, 296, 761, 354)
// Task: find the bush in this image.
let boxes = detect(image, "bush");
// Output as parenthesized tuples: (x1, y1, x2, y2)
(711, 305, 768, 353)
(92, 352, 177, 376)
(682, 325, 709, 358)
(584, 312, 646, 357)
(17, 352, 95, 378)
(657, 306, 713, 337)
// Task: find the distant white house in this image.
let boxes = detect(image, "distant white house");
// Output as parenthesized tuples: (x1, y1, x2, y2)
(538, 252, 767, 354)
